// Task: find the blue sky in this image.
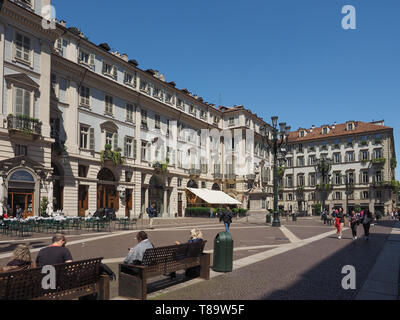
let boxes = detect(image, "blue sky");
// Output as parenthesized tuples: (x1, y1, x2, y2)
(53, 0, 400, 179)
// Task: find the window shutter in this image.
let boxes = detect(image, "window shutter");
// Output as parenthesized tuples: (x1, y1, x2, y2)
(113, 65, 118, 79)
(124, 137, 128, 158)
(89, 54, 95, 67)
(102, 61, 106, 74)
(15, 88, 23, 115)
(133, 139, 137, 160)
(113, 133, 119, 151)
(89, 128, 95, 150)
(78, 48, 82, 62)
(23, 90, 30, 115)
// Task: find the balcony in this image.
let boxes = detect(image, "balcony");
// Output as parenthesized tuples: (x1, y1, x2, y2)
(189, 168, 201, 177)
(246, 174, 256, 180)
(371, 158, 386, 166)
(7, 114, 42, 139)
(225, 173, 237, 180)
(213, 172, 223, 179)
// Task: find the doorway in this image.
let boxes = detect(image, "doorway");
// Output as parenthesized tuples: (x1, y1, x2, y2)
(125, 189, 132, 218)
(8, 190, 34, 218)
(178, 192, 183, 217)
(78, 185, 88, 217)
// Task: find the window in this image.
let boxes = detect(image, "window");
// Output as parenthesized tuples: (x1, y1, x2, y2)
(105, 95, 113, 115)
(166, 119, 170, 136)
(124, 72, 136, 87)
(309, 174, 316, 187)
(141, 141, 148, 161)
(177, 98, 184, 110)
(286, 158, 293, 167)
(346, 152, 355, 162)
(15, 32, 31, 64)
(308, 155, 316, 165)
(78, 48, 95, 68)
(79, 86, 90, 107)
(126, 103, 134, 123)
(139, 80, 150, 94)
(288, 194, 293, 201)
(298, 144, 303, 153)
(361, 171, 369, 184)
(124, 137, 134, 158)
(374, 149, 382, 159)
(166, 93, 174, 105)
(360, 150, 369, 161)
(155, 114, 161, 130)
(80, 126, 89, 149)
(14, 87, 31, 116)
(322, 127, 328, 134)
(15, 144, 27, 156)
(102, 61, 117, 79)
(228, 117, 235, 126)
(347, 137, 353, 147)
(333, 153, 341, 164)
(200, 109, 207, 120)
(245, 118, 251, 127)
(189, 105, 196, 116)
(298, 175, 305, 187)
(300, 131, 305, 137)
(375, 171, 383, 183)
(361, 191, 369, 199)
(54, 38, 64, 56)
(297, 157, 304, 167)
(78, 165, 88, 178)
(286, 176, 293, 188)
(153, 87, 163, 100)
(334, 192, 342, 200)
(376, 191, 383, 199)
(105, 131, 113, 147)
(178, 178, 182, 187)
(141, 110, 148, 129)
(347, 123, 354, 131)
(334, 173, 341, 185)
(213, 115, 220, 124)
(347, 172, 354, 185)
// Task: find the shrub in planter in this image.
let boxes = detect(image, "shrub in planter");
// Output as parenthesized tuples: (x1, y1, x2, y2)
(185, 207, 212, 218)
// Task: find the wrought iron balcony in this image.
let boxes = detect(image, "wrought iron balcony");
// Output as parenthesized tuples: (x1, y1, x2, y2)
(225, 173, 237, 180)
(189, 168, 201, 176)
(213, 172, 223, 179)
(7, 114, 42, 137)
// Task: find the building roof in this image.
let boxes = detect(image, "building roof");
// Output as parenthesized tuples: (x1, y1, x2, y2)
(288, 121, 392, 143)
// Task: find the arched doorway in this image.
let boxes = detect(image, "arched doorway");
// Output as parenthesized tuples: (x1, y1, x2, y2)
(212, 183, 221, 191)
(52, 162, 64, 211)
(149, 175, 164, 216)
(7, 169, 36, 218)
(187, 179, 198, 189)
(96, 168, 119, 214)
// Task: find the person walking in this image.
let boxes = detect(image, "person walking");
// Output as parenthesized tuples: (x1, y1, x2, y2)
(220, 207, 233, 233)
(36, 234, 73, 268)
(146, 203, 156, 229)
(349, 211, 358, 240)
(335, 208, 346, 240)
(209, 208, 214, 219)
(361, 209, 373, 240)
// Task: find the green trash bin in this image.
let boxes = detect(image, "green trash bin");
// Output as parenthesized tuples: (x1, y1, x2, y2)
(213, 232, 234, 272)
(292, 214, 297, 222)
(266, 214, 272, 224)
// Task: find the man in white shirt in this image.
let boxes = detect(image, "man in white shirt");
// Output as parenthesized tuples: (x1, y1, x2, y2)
(124, 231, 154, 265)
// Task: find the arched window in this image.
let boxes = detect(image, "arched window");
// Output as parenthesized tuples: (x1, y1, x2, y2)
(97, 168, 115, 181)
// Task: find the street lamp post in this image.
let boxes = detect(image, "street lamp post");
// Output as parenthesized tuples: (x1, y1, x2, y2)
(341, 174, 352, 216)
(262, 116, 291, 227)
(314, 157, 332, 214)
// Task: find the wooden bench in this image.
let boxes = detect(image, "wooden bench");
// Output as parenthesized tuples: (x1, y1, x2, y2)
(0, 258, 110, 300)
(119, 241, 210, 300)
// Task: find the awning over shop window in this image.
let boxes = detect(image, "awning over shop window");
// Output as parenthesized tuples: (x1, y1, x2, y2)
(186, 188, 242, 205)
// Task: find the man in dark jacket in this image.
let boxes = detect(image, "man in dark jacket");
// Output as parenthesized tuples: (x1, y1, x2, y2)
(147, 203, 156, 229)
(220, 207, 233, 233)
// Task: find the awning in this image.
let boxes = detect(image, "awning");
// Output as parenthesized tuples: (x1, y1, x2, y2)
(186, 188, 242, 205)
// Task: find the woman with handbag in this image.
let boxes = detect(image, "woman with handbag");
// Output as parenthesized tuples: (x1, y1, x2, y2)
(349, 211, 358, 240)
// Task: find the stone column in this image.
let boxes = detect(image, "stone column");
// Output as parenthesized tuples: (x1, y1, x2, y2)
(46, 178, 54, 215)
(0, 175, 4, 215)
(163, 189, 168, 218)
(144, 188, 149, 212)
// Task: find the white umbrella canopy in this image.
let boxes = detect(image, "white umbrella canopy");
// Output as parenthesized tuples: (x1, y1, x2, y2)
(186, 188, 242, 205)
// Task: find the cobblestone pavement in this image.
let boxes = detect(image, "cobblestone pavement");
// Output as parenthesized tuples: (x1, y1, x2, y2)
(0, 215, 394, 300)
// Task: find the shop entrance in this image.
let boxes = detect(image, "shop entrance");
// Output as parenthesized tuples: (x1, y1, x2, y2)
(8, 190, 34, 218)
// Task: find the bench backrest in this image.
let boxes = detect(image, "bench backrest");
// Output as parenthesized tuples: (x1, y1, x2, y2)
(0, 258, 102, 300)
(140, 241, 206, 274)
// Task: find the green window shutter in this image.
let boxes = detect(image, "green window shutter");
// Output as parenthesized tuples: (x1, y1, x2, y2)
(133, 139, 137, 160)
(113, 133, 119, 151)
(89, 128, 95, 150)
(15, 88, 23, 115)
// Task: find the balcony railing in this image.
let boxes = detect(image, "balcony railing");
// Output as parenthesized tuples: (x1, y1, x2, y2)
(214, 172, 223, 179)
(225, 173, 237, 180)
(7, 114, 42, 137)
(189, 168, 201, 176)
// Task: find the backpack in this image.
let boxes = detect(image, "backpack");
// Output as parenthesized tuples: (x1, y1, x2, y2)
(146, 207, 150, 215)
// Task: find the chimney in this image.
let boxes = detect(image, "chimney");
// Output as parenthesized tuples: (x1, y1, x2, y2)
(59, 20, 66, 27)
(121, 54, 129, 62)
(332, 121, 336, 129)
(310, 125, 315, 132)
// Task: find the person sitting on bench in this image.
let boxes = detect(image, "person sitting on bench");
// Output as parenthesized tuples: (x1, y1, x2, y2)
(124, 231, 154, 265)
(36, 234, 73, 268)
